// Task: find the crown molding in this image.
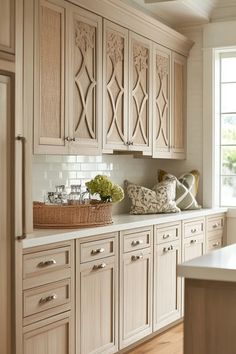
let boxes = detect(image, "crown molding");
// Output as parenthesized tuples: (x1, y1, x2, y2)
(67, 0, 194, 56)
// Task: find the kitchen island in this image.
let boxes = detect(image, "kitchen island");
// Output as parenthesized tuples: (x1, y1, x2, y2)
(178, 244, 236, 354)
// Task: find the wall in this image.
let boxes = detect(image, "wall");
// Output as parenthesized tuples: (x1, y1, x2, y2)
(202, 20, 236, 244)
(32, 154, 159, 215)
(158, 26, 204, 206)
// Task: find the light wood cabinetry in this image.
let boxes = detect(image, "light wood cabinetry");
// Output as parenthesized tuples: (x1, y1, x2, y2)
(103, 21, 153, 155)
(171, 52, 187, 159)
(34, 0, 102, 155)
(22, 241, 75, 353)
(68, 4, 102, 155)
(103, 20, 129, 152)
(0, 0, 15, 58)
(34, 0, 68, 153)
(183, 218, 205, 261)
(128, 32, 152, 155)
(153, 45, 171, 158)
(153, 223, 181, 331)
(0, 74, 14, 354)
(77, 233, 118, 354)
(206, 213, 226, 253)
(24, 312, 73, 354)
(120, 227, 153, 349)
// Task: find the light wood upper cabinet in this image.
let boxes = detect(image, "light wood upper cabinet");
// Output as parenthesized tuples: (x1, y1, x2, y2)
(153, 240, 181, 331)
(153, 45, 171, 158)
(68, 5, 102, 155)
(171, 52, 187, 159)
(128, 32, 152, 155)
(24, 313, 72, 354)
(34, 0, 68, 154)
(79, 256, 118, 354)
(0, 0, 14, 57)
(120, 248, 152, 349)
(103, 20, 129, 152)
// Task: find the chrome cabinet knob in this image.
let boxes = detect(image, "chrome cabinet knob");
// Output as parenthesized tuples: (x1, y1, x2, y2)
(93, 263, 106, 270)
(131, 254, 143, 261)
(131, 240, 144, 246)
(91, 248, 105, 255)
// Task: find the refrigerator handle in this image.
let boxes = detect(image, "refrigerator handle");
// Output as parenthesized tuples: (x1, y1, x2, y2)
(16, 135, 27, 241)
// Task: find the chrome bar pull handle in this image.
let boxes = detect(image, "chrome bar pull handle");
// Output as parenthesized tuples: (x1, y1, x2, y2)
(93, 263, 106, 270)
(131, 240, 144, 246)
(39, 294, 57, 304)
(38, 259, 57, 268)
(91, 248, 105, 255)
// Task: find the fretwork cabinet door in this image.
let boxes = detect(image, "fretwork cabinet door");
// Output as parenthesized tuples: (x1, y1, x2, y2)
(153, 44, 171, 158)
(68, 5, 102, 155)
(128, 32, 152, 155)
(103, 20, 129, 152)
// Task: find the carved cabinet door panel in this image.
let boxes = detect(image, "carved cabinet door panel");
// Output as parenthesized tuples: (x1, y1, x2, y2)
(103, 20, 129, 152)
(171, 52, 187, 159)
(128, 33, 152, 155)
(153, 44, 171, 158)
(34, 0, 69, 154)
(68, 5, 102, 155)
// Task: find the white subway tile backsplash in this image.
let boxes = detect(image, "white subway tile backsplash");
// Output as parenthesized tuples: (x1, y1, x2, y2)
(32, 154, 158, 214)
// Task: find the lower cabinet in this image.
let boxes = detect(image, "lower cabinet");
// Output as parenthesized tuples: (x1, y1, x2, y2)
(153, 239, 181, 331)
(183, 235, 205, 262)
(119, 227, 153, 349)
(24, 312, 73, 354)
(77, 235, 118, 354)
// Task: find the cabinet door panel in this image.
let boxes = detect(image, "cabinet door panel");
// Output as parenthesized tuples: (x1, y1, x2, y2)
(24, 314, 71, 354)
(129, 33, 152, 154)
(34, 0, 68, 153)
(171, 52, 187, 159)
(0, 0, 14, 56)
(153, 45, 171, 158)
(153, 240, 181, 331)
(69, 6, 102, 155)
(120, 249, 152, 349)
(183, 236, 204, 262)
(103, 20, 128, 151)
(0, 75, 13, 354)
(79, 257, 118, 354)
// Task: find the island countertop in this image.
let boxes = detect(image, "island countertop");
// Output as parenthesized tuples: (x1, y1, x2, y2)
(178, 243, 236, 282)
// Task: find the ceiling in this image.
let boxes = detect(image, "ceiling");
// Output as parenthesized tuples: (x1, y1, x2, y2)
(121, 0, 236, 28)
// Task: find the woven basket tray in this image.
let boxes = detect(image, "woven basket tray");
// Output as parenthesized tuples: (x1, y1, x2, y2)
(33, 201, 113, 229)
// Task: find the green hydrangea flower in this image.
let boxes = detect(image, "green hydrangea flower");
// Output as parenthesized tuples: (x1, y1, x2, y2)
(85, 175, 124, 203)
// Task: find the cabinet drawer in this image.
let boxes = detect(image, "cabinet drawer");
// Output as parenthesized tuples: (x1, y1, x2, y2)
(207, 215, 224, 232)
(23, 279, 71, 319)
(80, 235, 115, 263)
(23, 245, 72, 289)
(123, 229, 151, 253)
(207, 237, 223, 252)
(183, 218, 204, 238)
(155, 222, 181, 245)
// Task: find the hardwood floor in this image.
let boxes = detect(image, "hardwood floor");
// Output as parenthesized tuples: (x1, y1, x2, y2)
(128, 324, 183, 354)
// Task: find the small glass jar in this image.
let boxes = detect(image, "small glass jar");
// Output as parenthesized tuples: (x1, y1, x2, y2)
(55, 185, 67, 204)
(68, 184, 81, 205)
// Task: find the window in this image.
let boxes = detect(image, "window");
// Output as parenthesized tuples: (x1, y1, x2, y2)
(217, 52, 236, 206)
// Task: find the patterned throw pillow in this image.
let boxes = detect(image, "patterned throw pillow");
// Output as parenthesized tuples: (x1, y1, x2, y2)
(158, 170, 201, 210)
(124, 179, 180, 215)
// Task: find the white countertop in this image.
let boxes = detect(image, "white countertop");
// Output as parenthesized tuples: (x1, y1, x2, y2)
(178, 244, 236, 282)
(23, 207, 227, 248)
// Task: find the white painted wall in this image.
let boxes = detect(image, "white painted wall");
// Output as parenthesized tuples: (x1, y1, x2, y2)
(202, 20, 236, 244)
